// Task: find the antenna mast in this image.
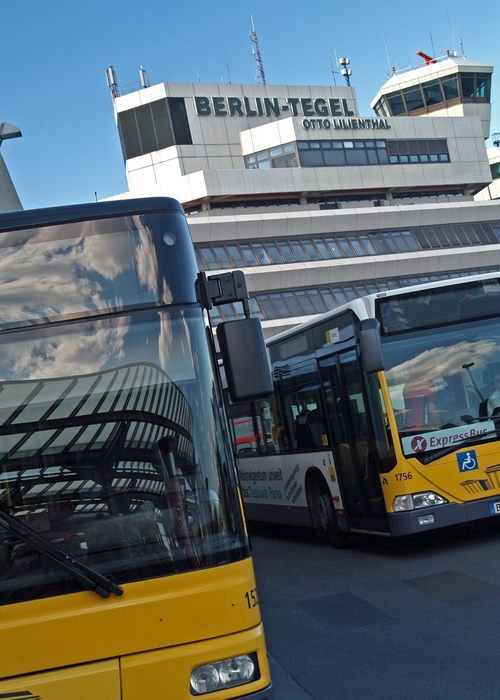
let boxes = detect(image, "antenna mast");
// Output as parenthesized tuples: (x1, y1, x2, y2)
(430, 33, 436, 59)
(139, 66, 150, 88)
(328, 53, 337, 86)
(105, 64, 120, 99)
(446, 10, 457, 56)
(382, 32, 393, 77)
(250, 16, 266, 85)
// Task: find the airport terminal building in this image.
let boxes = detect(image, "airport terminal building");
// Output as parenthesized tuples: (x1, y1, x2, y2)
(110, 54, 500, 337)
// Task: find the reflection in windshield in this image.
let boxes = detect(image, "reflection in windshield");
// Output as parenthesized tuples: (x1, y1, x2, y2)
(0, 219, 161, 329)
(0, 309, 248, 606)
(383, 318, 500, 455)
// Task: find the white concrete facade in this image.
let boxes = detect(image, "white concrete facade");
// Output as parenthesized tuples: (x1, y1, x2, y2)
(123, 112, 489, 205)
(110, 56, 500, 337)
(476, 146, 500, 201)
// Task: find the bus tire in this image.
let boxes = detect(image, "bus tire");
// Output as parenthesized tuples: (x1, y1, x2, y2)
(306, 474, 349, 549)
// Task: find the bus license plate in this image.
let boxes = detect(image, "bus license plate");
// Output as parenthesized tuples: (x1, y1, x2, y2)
(489, 502, 500, 516)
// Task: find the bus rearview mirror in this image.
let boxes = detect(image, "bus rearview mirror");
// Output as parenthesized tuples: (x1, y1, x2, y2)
(217, 317, 273, 402)
(359, 318, 385, 373)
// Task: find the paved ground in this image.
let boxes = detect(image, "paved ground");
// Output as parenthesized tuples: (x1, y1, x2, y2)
(250, 518, 500, 700)
(269, 654, 313, 699)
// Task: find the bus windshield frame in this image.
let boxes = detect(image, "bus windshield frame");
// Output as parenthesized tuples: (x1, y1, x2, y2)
(377, 275, 500, 462)
(0, 202, 249, 606)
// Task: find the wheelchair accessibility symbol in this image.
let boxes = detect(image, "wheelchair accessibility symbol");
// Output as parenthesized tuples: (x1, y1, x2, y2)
(457, 450, 478, 472)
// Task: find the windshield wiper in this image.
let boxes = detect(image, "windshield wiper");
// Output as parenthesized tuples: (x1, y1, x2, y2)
(0, 509, 123, 599)
(420, 425, 498, 465)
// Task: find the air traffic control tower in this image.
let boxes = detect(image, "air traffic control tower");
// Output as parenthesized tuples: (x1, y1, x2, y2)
(370, 51, 492, 138)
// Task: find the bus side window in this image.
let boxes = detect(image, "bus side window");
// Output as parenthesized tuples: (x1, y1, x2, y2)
(306, 409, 328, 448)
(228, 401, 258, 455)
(254, 399, 280, 454)
(269, 361, 329, 452)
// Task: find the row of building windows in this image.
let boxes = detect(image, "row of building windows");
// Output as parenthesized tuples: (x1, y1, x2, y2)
(117, 98, 192, 160)
(392, 189, 464, 200)
(195, 221, 500, 271)
(208, 267, 500, 323)
(244, 139, 450, 170)
(373, 72, 491, 118)
(297, 140, 389, 167)
(211, 197, 301, 210)
(307, 194, 387, 209)
(184, 198, 303, 215)
(184, 189, 466, 215)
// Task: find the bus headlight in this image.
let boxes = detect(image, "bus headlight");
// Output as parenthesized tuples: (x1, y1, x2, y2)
(190, 653, 259, 695)
(413, 492, 447, 509)
(393, 492, 447, 512)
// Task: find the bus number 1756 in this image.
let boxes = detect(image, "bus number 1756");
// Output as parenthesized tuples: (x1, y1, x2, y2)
(395, 472, 413, 481)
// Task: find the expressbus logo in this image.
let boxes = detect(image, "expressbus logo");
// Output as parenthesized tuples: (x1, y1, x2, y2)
(410, 435, 428, 452)
(428, 427, 488, 448)
(404, 423, 494, 456)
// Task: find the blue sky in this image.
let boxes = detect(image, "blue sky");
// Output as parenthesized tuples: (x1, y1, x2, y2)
(2, 0, 499, 210)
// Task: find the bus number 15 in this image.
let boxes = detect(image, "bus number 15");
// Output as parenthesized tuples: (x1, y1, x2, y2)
(245, 588, 259, 608)
(395, 472, 412, 481)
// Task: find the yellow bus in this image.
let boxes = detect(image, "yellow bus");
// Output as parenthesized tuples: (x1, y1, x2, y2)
(232, 271, 500, 547)
(0, 198, 273, 698)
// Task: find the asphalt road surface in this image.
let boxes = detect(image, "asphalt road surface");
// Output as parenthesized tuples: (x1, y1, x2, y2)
(249, 519, 500, 700)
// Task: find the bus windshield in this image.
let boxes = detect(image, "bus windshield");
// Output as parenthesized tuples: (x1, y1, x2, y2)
(381, 315, 500, 460)
(0, 211, 248, 606)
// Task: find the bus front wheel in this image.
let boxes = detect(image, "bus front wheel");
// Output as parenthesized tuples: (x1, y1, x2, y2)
(306, 475, 349, 549)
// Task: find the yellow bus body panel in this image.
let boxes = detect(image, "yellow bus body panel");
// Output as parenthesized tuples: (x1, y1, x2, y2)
(0, 659, 121, 700)
(0, 626, 271, 700)
(121, 623, 270, 700)
(0, 558, 263, 680)
(416, 441, 500, 502)
(379, 377, 500, 510)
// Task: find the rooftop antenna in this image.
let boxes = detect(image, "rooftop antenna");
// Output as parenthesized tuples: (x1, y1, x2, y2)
(225, 53, 232, 84)
(338, 56, 352, 87)
(105, 64, 120, 99)
(430, 33, 436, 59)
(383, 32, 393, 77)
(446, 10, 457, 56)
(328, 53, 337, 86)
(139, 65, 150, 88)
(197, 72, 201, 83)
(250, 16, 266, 85)
(460, 37, 466, 59)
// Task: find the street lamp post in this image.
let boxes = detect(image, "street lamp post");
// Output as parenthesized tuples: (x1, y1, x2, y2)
(0, 123, 22, 147)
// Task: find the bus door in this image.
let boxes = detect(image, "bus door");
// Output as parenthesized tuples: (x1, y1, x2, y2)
(319, 350, 389, 534)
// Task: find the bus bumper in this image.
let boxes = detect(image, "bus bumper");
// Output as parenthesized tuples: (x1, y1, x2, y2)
(387, 496, 500, 537)
(0, 624, 273, 700)
(238, 684, 274, 699)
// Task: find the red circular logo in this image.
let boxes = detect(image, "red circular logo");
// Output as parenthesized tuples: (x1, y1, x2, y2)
(410, 435, 427, 452)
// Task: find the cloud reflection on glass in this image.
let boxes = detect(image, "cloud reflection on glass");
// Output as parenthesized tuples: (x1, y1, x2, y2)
(0, 219, 161, 380)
